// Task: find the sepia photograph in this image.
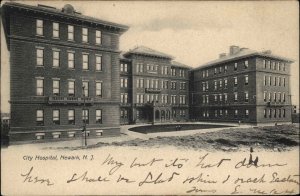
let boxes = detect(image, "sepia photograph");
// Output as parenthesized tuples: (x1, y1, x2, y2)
(1, 0, 299, 195)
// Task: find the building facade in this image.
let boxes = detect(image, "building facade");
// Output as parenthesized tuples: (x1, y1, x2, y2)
(2, 2, 128, 143)
(191, 46, 293, 124)
(120, 46, 191, 124)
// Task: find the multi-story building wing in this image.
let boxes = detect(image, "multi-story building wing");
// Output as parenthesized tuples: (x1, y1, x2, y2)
(191, 46, 293, 124)
(2, 3, 128, 142)
(120, 46, 192, 124)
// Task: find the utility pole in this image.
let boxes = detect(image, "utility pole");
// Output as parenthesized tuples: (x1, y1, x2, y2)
(82, 86, 87, 146)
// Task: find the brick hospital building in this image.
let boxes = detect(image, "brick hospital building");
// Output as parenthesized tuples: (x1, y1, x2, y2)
(2, 2, 294, 143)
(2, 2, 128, 142)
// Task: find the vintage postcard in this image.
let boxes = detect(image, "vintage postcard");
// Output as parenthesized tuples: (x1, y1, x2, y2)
(1, 0, 299, 195)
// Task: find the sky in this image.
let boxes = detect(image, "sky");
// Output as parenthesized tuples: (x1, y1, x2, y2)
(1, 0, 299, 113)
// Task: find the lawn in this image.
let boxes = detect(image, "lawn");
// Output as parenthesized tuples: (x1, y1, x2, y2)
(91, 124, 299, 151)
(129, 123, 233, 134)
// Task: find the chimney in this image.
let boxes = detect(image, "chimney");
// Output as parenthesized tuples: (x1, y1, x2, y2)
(240, 47, 248, 51)
(219, 53, 226, 58)
(229, 45, 240, 55)
(262, 50, 272, 54)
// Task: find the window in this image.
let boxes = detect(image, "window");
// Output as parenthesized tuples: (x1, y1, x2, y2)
(219, 66, 222, 73)
(234, 63, 237, 71)
(82, 109, 89, 124)
(82, 27, 88, 42)
(121, 93, 128, 103)
(68, 52, 75, 69)
(53, 110, 60, 125)
(214, 80, 217, 90)
(264, 109, 267, 118)
(96, 82, 102, 97)
(234, 77, 238, 86)
(274, 109, 277, 118)
(264, 75, 267, 86)
(82, 54, 89, 70)
(283, 63, 286, 71)
(214, 94, 218, 102)
(53, 79, 60, 96)
(82, 81, 89, 97)
(68, 110, 75, 125)
(264, 91, 267, 102)
(269, 109, 272, 118)
(283, 109, 286, 117)
(36, 19, 43, 36)
(224, 78, 228, 88)
(268, 92, 271, 102)
(279, 63, 282, 70)
(137, 94, 144, 104)
(272, 61, 276, 70)
(52, 22, 59, 38)
(121, 78, 128, 88)
(219, 94, 222, 102)
(224, 93, 228, 103)
(274, 77, 277, 86)
(269, 76, 272, 86)
(214, 68, 217, 75)
(68, 25, 74, 41)
(245, 75, 248, 85)
(136, 63, 143, 73)
(263, 60, 266, 69)
(96, 109, 102, 123)
(36, 48, 44, 66)
(274, 92, 277, 102)
(202, 95, 206, 104)
(234, 110, 238, 118)
(234, 92, 238, 102)
(278, 92, 281, 102)
(268, 61, 271, 69)
(180, 110, 186, 117)
(180, 82, 186, 90)
(162, 80, 168, 89)
(206, 95, 209, 104)
(245, 109, 249, 118)
(68, 80, 75, 96)
(283, 93, 286, 102)
(283, 78, 286, 87)
(244, 60, 248, 68)
(180, 95, 186, 104)
(36, 110, 44, 126)
(279, 77, 281, 86)
(279, 109, 281, 118)
(202, 82, 206, 92)
(96, 30, 102, 45)
(171, 81, 176, 90)
(202, 71, 205, 78)
(36, 78, 44, 96)
(206, 70, 209, 77)
(245, 92, 249, 102)
(171, 68, 176, 76)
(171, 95, 176, 104)
(215, 110, 218, 117)
(53, 50, 60, 67)
(96, 55, 102, 71)
(224, 65, 228, 73)
(219, 80, 223, 88)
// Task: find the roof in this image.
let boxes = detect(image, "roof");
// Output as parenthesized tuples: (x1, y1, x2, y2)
(171, 61, 193, 69)
(124, 46, 173, 59)
(194, 48, 294, 70)
(2, 2, 129, 31)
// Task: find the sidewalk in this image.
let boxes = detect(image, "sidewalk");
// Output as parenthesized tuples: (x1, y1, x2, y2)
(4, 122, 250, 149)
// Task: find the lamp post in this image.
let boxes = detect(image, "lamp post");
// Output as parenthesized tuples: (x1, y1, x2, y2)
(82, 86, 87, 146)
